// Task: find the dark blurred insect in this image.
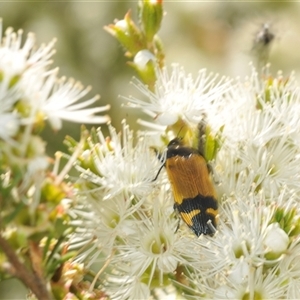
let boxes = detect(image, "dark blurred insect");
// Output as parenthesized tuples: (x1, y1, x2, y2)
(255, 23, 274, 46)
(252, 23, 275, 69)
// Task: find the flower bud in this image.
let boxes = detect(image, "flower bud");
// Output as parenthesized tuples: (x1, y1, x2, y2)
(264, 222, 289, 259)
(104, 11, 146, 58)
(130, 50, 157, 88)
(139, 0, 163, 42)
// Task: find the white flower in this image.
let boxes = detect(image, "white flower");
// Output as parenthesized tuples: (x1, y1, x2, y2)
(0, 21, 54, 79)
(76, 121, 160, 201)
(111, 201, 179, 277)
(22, 68, 110, 130)
(237, 136, 300, 197)
(0, 20, 55, 110)
(0, 22, 38, 142)
(69, 194, 136, 265)
(0, 20, 110, 138)
(125, 64, 230, 127)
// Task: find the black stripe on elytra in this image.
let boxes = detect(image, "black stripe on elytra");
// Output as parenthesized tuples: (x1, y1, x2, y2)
(175, 194, 218, 213)
(174, 194, 218, 236)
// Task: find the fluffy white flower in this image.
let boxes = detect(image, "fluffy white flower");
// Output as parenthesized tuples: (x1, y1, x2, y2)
(0, 20, 110, 142)
(76, 121, 160, 202)
(125, 64, 230, 127)
(21, 68, 110, 130)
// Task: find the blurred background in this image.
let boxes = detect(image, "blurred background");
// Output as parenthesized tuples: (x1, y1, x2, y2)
(1, 1, 300, 298)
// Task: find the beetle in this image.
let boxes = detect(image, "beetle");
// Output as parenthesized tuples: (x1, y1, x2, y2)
(156, 137, 218, 236)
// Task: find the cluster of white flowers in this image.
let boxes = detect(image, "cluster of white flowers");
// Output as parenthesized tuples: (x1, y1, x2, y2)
(0, 19, 110, 145)
(0, 20, 110, 208)
(0, 20, 113, 300)
(3, 17, 298, 300)
(68, 62, 300, 299)
(4, 9, 300, 300)
(126, 64, 230, 131)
